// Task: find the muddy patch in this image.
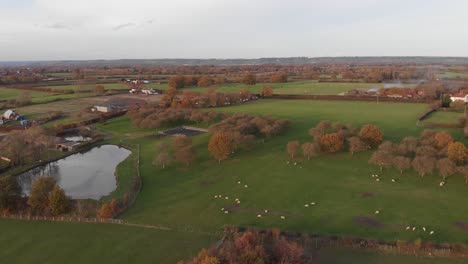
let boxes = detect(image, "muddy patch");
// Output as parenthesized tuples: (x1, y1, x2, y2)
(354, 216, 383, 228)
(360, 192, 375, 198)
(455, 222, 468, 231)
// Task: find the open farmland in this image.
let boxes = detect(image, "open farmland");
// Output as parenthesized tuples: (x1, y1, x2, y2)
(85, 100, 464, 247)
(148, 80, 416, 95)
(0, 87, 52, 100)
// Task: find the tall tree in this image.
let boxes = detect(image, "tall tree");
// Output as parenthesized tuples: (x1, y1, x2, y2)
(27, 176, 56, 215)
(49, 185, 70, 216)
(437, 158, 457, 180)
(347, 136, 368, 155)
(359, 125, 384, 147)
(392, 156, 411, 174)
(0, 175, 21, 211)
(448, 142, 467, 164)
(287, 141, 301, 159)
(319, 133, 344, 153)
(301, 142, 318, 160)
(412, 156, 436, 178)
(208, 132, 234, 163)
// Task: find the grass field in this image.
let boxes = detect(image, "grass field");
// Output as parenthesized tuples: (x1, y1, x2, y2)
(3, 98, 468, 263)
(145, 81, 415, 95)
(424, 111, 464, 125)
(36, 83, 129, 92)
(437, 72, 468, 78)
(0, 87, 51, 101)
(0, 219, 216, 264)
(90, 100, 463, 247)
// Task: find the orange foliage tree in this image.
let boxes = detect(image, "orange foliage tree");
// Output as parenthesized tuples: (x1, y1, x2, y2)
(97, 199, 118, 219)
(359, 124, 384, 147)
(447, 142, 467, 164)
(208, 132, 234, 163)
(319, 133, 344, 153)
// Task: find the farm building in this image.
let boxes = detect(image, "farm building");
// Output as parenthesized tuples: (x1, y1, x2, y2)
(2, 109, 23, 120)
(93, 104, 116, 113)
(56, 141, 81, 152)
(450, 94, 468, 103)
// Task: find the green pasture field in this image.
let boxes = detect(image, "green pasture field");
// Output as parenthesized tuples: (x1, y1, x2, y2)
(423, 111, 465, 125)
(4, 99, 468, 263)
(0, 87, 51, 101)
(149, 80, 415, 95)
(437, 72, 468, 78)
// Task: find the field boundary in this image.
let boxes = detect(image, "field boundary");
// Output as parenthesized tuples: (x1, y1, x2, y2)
(269, 94, 434, 104)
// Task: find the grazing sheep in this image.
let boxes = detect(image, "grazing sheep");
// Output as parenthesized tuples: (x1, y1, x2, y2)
(391, 179, 396, 183)
(439, 182, 445, 187)
(294, 162, 297, 166)
(264, 209, 268, 213)
(244, 185, 248, 188)
(237, 181, 241, 184)
(281, 216, 285, 219)
(376, 178, 380, 182)
(412, 227, 416, 231)
(225, 197, 229, 200)
(236, 201, 241, 204)
(214, 195, 218, 198)
(406, 226, 410, 230)
(224, 211, 229, 214)
(287, 161, 290, 164)
(304, 204, 309, 207)
(422, 227, 426, 232)
(310, 202, 316, 205)
(374, 210, 380, 214)
(221, 208, 224, 211)
(430, 231, 435, 235)
(257, 214, 262, 218)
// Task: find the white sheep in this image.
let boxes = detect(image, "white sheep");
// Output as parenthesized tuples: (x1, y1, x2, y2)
(310, 202, 316, 205)
(406, 226, 410, 230)
(221, 208, 224, 211)
(439, 182, 445, 187)
(304, 204, 309, 207)
(214, 195, 218, 198)
(237, 181, 241, 184)
(374, 210, 380, 214)
(280, 216, 285, 219)
(236, 201, 241, 204)
(376, 178, 380, 182)
(264, 209, 268, 213)
(224, 211, 229, 214)
(225, 197, 229, 200)
(244, 185, 248, 188)
(391, 179, 396, 183)
(412, 227, 416, 231)
(430, 231, 434, 235)
(257, 214, 262, 218)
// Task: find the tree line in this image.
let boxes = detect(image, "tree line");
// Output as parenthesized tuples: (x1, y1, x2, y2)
(287, 121, 384, 160)
(369, 130, 467, 181)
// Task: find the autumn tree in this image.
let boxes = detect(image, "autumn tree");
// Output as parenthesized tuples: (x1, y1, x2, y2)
(437, 158, 457, 180)
(273, 237, 304, 264)
(97, 199, 118, 219)
(447, 142, 467, 164)
(392, 156, 411, 174)
(189, 248, 220, 264)
(271, 72, 288, 83)
(369, 151, 393, 171)
(434, 131, 453, 149)
(309, 120, 332, 140)
(162, 87, 178, 107)
(0, 175, 21, 211)
(208, 132, 234, 163)
(154, 151, 171, 169)
(242, 73, 256, 85)
(27, 176, 56, 215)
(287, 141, 301, 159)
(301, 142, 318, 160)
(412, 156, 436, 177)
(168, 75, 186, 89)
(319, 133, 344, 153)
(347, 136, 368, 155)
(49, 185, 70, 216)
(458, 166, 468, 183)
(173, 135, 196, 166)
(261, 86, 274, 97)
(95, 84, 106, 94)
(359, 125, 384, 147)
(197, 76, 213, 87)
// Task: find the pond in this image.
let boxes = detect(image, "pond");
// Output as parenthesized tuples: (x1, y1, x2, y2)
(17, 145, 131, 200)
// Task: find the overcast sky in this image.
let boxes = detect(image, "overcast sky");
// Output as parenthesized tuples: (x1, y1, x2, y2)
(0, 0, 468, 61)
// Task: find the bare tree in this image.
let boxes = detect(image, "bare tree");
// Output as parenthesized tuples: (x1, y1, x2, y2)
(412, 156, 436, 178)
(392, 156, 411, 174)
(437, 158, 457, 180)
